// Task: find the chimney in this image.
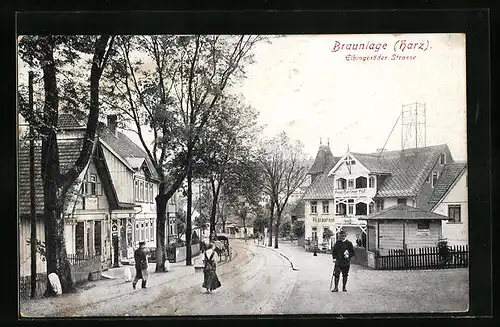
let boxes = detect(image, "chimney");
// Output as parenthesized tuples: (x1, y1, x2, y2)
(107, 114, 117, 135)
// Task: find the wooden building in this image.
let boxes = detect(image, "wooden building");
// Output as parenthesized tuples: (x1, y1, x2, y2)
(365, 204, 450, 255)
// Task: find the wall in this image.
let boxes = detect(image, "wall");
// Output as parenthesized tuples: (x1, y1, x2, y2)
(378, 221, 404, 251)
(433, 172, 468, 245)
(101, 146, 134, 204)
(404, 220, 442, 248)
(351, 247, 368, 267)
(19, 217, 47, 278)
(70, 256, 102, 284)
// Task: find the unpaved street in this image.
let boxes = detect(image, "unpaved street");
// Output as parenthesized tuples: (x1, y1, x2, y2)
(20, 240, 468, 317)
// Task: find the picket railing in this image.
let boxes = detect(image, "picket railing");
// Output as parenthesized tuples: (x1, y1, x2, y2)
(376, 245, 468, 270)
(67, 253, 101, 267)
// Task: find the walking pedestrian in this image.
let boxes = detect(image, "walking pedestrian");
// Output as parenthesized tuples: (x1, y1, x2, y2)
(132, 242, 148, 289)
(202, 242, 221, 293)
(331, 230, 355, 292)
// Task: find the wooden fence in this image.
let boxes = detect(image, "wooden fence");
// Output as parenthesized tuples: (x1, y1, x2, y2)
(376, 245, 468, 270)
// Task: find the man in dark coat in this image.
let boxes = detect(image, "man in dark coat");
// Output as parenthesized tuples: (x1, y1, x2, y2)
(331, 230, 355, 292)
(132, 242, 149, 289)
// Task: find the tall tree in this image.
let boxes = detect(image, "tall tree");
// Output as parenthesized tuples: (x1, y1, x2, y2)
(18, 35, 115, 294)
(102, 35, 266, 269)
(259, 133, 308, 249)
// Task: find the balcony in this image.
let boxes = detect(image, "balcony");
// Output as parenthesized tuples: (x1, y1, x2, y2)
(334, 216, 367, 226)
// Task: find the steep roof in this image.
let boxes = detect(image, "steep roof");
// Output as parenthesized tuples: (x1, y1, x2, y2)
(308, 145, 336, 175)
(97, 124, 160, 180)
(303, 144, 451, 201)
(58, 113, 85, 129)
(303, 161, 338, 200)
(429, 162, 467, 206)
(18, 140, 84, 216)
(365, 204, 450, 221)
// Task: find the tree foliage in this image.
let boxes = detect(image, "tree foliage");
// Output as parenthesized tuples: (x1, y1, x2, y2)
(258, 132, 308, 249)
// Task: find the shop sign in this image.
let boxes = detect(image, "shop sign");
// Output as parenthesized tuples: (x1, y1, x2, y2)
(312, 217, 335, 223)
(416, 229, 430, 237)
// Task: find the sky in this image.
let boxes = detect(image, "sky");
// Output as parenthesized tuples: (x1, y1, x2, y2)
(17, 34, 467, 162)
(233, 34, 467, 161)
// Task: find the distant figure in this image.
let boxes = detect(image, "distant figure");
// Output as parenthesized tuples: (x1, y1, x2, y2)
(331, 230, 355, 292)
(132, 242, 148, 289)
(202, 243, 221, 293)
(356, 238, 362, 247)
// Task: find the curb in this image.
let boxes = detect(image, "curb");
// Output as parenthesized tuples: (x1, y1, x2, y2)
(254, 244, 300, 271)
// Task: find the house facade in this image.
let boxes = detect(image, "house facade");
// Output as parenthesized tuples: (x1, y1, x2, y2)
(430, 163, 468, 245)
(302, 143, 456, 250)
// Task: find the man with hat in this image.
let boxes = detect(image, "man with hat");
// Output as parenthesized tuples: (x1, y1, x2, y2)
(132, 241, 149, 289)
(331, 229, 355, 292)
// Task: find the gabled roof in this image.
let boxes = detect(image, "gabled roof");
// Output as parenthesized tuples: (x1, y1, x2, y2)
(365, 204, 450, 221)
(58, 113, 86, 129)
(303, 161, 338, 200)
(97, 124, 160, 180)
(18, 140, 85, 216)
(308, 145, 337, 175)
(302, 144, 451, 201)
(429, 162, 467, 207)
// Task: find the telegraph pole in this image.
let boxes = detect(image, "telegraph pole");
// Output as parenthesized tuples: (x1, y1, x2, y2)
(29, 71, 37, 298)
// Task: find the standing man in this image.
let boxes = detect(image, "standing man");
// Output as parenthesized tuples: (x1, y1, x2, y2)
(331, 230, 355, 292)
(132, 241, 148, 289)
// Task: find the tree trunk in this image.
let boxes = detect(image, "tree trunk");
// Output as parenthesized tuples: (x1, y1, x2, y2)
(155, 175, 185, 272)
(155, 182, 167, 272)
(274, 210, 281, 249)
(268, 202, 275, 247)
(185, 148, 193, 266)
(209, 189, 218, 241)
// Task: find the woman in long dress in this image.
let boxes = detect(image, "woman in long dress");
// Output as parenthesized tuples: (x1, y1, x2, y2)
(202, 243, 221, 293)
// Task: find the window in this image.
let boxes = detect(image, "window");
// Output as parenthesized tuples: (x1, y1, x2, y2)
(355, 202, 367, 216)
(150, 220, 155, 241)
(397, 198, 407, 205)
(432, 172, 439, 188)
(89, 175, 97, 196)
(369, 176, 375, 188)
(336, 178, 346, 190)
(150, 183, 154, 202)
(348, 199, 354, 215)
(448, 205, 461, 222)
(440, 153, 445, 165)
(310, 201, 317, 214)
(141, 223, 145, 241)
(369, 202, 374, 214)
(311, 227, 318, 240)
(134, 180, 139, 201)
(94, 221, 102, 256)
(135, 224, 139, 242)
(348, 179, 354, 189)
(355, 176, 367, 189)
(375, 199, 384, 212)
(336, 203, 346, 215)
(417, 221, 430, 229)
(140, 181, 144, 201)
(146, 222, 149, 242)
(322, 201, 329, 214)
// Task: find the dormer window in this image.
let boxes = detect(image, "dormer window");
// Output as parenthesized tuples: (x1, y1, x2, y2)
(89, 175, 97, 196)
(432, 172, 439, 188)
(439, 153, 445, 165)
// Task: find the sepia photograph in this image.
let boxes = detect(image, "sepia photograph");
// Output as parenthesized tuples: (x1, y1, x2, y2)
(17, 32, 470, 317)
